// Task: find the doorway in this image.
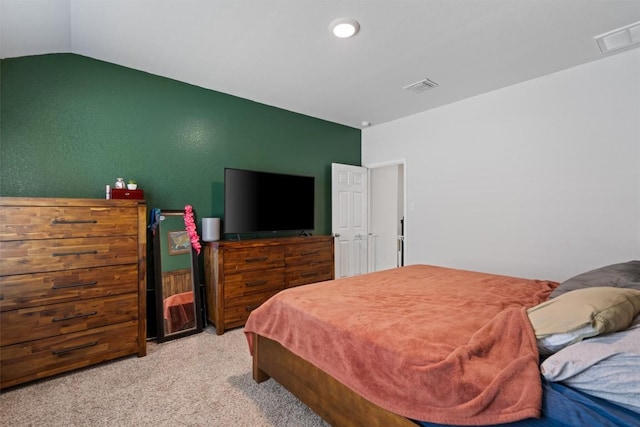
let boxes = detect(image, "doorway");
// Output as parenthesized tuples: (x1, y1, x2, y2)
(331, 161, 406, 277)
(368, 161, 405, 272)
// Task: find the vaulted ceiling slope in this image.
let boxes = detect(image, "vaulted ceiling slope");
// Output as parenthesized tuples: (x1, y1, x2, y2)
(2, 0, 639, 128)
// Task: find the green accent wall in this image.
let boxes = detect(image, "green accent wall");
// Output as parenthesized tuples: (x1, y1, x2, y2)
(0, 53, 361, 236)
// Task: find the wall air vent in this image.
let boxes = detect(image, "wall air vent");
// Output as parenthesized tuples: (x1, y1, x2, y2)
(403, 78, 439, 94)
(594, 21, 640, 54)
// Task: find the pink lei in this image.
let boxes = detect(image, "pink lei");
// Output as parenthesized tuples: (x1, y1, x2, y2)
(183, 205, 201, 255)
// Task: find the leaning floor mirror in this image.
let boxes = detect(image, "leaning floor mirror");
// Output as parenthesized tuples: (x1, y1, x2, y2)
(153, 209, 203, 342)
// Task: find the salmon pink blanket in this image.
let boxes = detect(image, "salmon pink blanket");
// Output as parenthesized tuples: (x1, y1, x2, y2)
(245, 265, 557, 425)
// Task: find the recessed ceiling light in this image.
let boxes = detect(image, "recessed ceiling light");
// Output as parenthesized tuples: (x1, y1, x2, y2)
(330, 18, 360, 38)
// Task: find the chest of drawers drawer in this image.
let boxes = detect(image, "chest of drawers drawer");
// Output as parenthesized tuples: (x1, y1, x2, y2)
(224, 268, 285, 299)
(223, 247, 285, 273)
(286, 261, 334, 288)
(0, 321, 139, 389)
(0, 205, 138, 240)
(0, 264, 138, 312)
(0, 236, 138, 276)
(1, 293, 138, 347)
(285, 241, 333, 265)
(222, 290, 282, 328)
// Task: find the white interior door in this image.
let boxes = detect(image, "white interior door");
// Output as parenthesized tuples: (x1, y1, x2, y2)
(331, 163, 369, 278)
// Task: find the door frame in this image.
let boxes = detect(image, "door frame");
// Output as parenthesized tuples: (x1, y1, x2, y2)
(363, 158, 408, 269)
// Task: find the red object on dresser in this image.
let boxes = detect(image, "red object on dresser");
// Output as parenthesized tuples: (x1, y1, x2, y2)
(111, 189, 144, 199)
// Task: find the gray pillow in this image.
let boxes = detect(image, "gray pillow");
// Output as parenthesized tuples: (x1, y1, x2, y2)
(541, 315, 640, 413)
(550, 260, 640, 298)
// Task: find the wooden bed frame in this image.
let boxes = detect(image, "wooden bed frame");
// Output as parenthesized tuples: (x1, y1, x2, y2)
(251, 333, 418, 427)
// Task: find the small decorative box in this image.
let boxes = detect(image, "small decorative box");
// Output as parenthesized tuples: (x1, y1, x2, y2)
(111, 189, 144, 199)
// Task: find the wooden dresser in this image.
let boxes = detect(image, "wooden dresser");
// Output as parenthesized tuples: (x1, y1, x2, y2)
(0, 197, 147, 389)
(204, 236, 334, 335)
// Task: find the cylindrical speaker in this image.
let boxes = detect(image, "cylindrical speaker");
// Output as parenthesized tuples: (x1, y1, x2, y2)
(202, 217, 221, 242)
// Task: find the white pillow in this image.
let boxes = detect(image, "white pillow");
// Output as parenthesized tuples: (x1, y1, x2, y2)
(541, 316, 640, 413)
(536, 324, 597, 355)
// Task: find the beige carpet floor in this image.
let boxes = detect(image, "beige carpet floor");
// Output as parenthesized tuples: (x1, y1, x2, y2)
(0, 327, 329, 426)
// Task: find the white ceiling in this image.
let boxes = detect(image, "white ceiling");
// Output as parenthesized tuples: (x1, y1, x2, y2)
(2, 0, 639, 129)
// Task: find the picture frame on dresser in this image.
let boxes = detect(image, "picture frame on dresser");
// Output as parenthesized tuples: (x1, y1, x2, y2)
(0, 197, 147, 389)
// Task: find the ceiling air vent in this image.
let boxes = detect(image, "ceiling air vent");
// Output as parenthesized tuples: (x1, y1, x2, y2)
(594, 21, 640, 53)
(403, 78, 439, 94)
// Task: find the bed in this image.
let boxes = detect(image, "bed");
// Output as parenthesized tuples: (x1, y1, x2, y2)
(244, 262, 640, 427)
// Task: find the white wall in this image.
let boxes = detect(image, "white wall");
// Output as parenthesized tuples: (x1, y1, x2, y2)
(0, 0, 71, 58)
(362, 49, 640, 282)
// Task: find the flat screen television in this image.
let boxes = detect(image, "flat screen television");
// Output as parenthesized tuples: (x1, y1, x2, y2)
(223, 168, 315, 235)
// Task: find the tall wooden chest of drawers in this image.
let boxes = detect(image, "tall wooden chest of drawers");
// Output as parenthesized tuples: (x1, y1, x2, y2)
(0, 197, 147, 389)
(204, 236, 334, 335)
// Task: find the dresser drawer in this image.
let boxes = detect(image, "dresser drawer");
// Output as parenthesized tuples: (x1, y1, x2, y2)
(0, 236, 138, 275)
(224, 268, 285, 299)
(0, 206, 138, 241)
(1, 320, 139, 389)
(286, 260, 334, 287)
(223, 247, 284, 273)
(223, 291, 281, 327)
(0, 293, 138, 347)
(0, 265, 138, 312)
(285, 240, 333, 265)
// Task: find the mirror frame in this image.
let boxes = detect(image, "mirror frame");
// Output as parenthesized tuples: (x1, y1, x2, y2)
(153, 209, 203, 342)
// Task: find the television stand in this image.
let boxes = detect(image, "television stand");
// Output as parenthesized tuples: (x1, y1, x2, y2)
(203, 236, 334, 335)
